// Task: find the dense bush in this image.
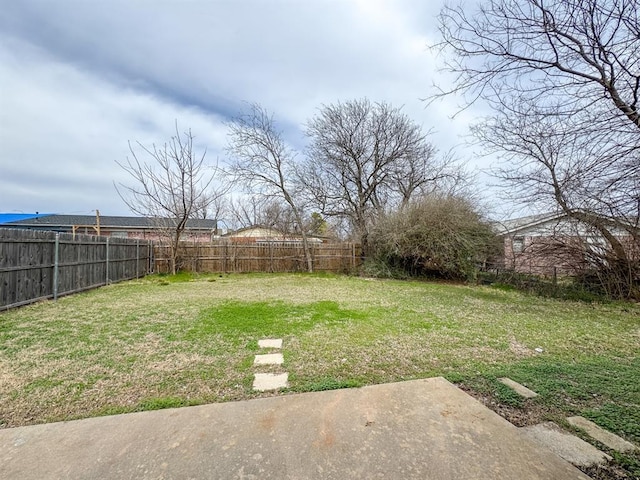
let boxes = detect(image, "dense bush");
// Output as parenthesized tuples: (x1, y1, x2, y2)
(367, 195, 499, 280)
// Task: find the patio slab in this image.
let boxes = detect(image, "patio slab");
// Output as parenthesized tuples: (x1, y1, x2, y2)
(0, 378, 590, 480)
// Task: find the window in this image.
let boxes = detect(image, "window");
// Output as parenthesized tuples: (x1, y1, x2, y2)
(512, 237, 524, 253)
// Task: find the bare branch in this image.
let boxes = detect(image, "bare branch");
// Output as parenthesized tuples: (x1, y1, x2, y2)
(434, 0, 640, 299)
(116, 123, 226, 274)
(302, 98, 455, 251)
(226, 104, 314, 272)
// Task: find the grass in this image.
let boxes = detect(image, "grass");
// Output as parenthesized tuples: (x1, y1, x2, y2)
(1, 272, 638, 475)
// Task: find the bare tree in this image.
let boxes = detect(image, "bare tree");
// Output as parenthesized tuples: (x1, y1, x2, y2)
(227, 196, 294, 231)
(392, 149, 470, 208)
(304, 98, 450, 253)
(435, 0, 640, 128)
(226, 104, 314, 272)
(435, 0, 640, 204)
(435, 0, 640, 298)
(477, 108, 639, 297)
(226, 196, 265, 230)
(226, 196, 333, 242)
(116, 124, 224, 274)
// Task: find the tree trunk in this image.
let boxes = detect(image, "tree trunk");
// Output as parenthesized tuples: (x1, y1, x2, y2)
(292, 207, 313, 273)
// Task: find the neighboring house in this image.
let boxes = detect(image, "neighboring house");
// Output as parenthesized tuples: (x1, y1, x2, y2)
(0, 213, 218, 242)
(223, 225, 325, 245)
(493, 212, 637, 276)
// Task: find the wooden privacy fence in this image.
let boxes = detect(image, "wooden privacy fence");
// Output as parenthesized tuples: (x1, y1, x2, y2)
(0, 228, 153, 311)
(154, 241, 362, 274)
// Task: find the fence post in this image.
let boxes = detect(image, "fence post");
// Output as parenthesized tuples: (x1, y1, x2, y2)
(269, 241, 274, 273)
(193, 237, 198, 273)
(53, 233, 60, 300)
(136, 239, 140, 279)
(149, 241, 154, 274)
(352, 243, 356, 270)
(105, 237, 110, 285)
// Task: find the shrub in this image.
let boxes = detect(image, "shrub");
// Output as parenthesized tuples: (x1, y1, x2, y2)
(368, 195, 499, 280)
(478, 270, 612, 303)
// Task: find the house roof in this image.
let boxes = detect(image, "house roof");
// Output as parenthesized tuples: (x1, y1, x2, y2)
(225, 225, 286, 237)
(493, 211, 635, 237)
(492, 213, 565, 235)
(224, 225, 325, 242)
(1, 214, 217, 230)
(0, 213, 53, 224)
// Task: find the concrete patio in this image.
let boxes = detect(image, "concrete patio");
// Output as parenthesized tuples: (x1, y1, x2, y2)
(0, 377, 590, 479)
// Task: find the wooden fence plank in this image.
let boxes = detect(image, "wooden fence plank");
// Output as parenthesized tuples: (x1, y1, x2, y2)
(0, 228, 153, 311)
(154, 241, 362, 274)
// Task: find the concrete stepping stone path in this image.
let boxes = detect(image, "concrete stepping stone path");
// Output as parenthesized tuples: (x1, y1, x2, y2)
(498, 377, 538, 399)
(258, 338, 282, 349)
(253, 373, 289, 391)
(254, 353, 284, 365)
(567, 416, 638, 453)
(253, 338, 288, 391)
(520, 422, 612, 467)
(499, 378, 631, 467)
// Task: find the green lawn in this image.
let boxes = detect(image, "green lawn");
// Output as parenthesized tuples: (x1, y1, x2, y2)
(1, 273, 638, 474)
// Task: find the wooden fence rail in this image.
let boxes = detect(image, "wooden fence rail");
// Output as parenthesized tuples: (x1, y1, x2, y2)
(0, 228, 153, 311)
(154, 241, 362, 274)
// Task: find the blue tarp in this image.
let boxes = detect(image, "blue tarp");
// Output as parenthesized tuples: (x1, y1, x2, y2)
(0, 213, 53, 224)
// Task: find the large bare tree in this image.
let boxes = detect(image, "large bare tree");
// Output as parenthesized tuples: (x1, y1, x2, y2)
(436, 0, 640, 298)
(226, 104, 314, 272)
(116, 124, 224, 274)
(304, 98, 450, 253)
(436, 0, 640, 127)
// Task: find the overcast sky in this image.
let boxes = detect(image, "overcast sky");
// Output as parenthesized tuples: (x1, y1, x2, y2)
(0, 0, 496, 219)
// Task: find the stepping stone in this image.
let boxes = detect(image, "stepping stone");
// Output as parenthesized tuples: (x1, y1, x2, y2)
(520, 422, 612, 467)
(498, 377, 538, 398)
(258, 338, 283, 349)
(567, 416, 638, 453)
(254, 353, 284, 365)
(253, 373, 288, 391)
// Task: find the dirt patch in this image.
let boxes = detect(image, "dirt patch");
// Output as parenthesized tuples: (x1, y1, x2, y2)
(508, 336, 535, 358)
(457, 383, 548, 427)
(579, 464, 634, 480)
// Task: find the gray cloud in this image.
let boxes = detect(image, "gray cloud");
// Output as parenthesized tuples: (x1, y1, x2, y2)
(0, 0, 491, 216)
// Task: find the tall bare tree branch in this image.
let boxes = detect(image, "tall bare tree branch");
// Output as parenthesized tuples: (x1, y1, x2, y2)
(226, 104, 314, 272)
(434, 0, 640, 298)
(303, 98, 451, 252)
(115, 123, 226, 274)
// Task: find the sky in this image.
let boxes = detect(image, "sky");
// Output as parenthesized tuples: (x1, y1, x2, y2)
(0, 0, 496, 220)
